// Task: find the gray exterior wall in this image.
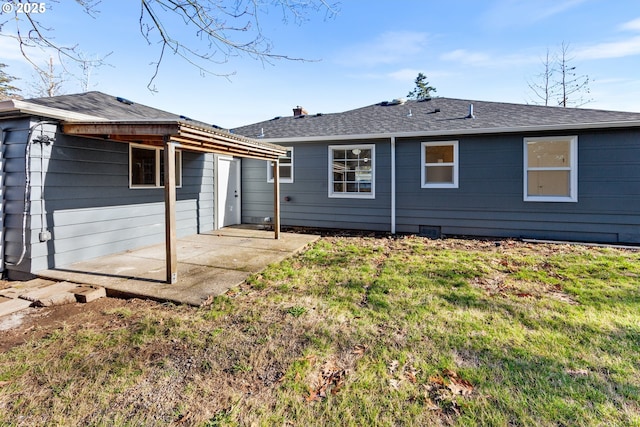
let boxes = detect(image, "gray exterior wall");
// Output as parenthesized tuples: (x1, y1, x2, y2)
(396, 129, 640, 243)
(1, 119, 215, 279)
(242, 139, 392, 231)
(2, 117, 34, 276)
(242, 129, 640, 244)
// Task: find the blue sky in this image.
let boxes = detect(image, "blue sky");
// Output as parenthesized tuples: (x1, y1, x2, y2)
(1, 0, 640, 128)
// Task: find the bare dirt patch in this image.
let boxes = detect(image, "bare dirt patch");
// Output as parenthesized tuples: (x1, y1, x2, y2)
(0, 297, 137, 353)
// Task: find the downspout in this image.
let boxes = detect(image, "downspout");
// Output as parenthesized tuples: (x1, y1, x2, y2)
(391, 136, 396, 234)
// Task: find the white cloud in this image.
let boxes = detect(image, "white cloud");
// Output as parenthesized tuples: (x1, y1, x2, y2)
(575, 36, 640, 60)
(0, 33, 53, 66)
(440, 49, 492, 67)
(334, 31, 430, 67)
(0, 34, 29, 62)
(440, 48, 538, 68)
(481, 0, 590, 29)
(387, 68, 423, 81)
(619, 17, 640, 32)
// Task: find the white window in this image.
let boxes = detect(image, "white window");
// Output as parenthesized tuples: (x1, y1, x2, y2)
(130, 144, 182, 188)
(524, 136, 577, 202)
(328, 144, 375, 198)
(421, 141, 459, 188)
(267, 147, 293, 183)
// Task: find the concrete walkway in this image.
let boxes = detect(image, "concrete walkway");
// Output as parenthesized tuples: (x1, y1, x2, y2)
(37, 227, 319, 306)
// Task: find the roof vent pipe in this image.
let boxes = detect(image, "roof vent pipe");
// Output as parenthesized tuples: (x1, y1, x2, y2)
(468, 103, 475, 119)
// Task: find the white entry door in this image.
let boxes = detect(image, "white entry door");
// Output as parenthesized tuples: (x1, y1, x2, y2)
(216, 156, 241, 228)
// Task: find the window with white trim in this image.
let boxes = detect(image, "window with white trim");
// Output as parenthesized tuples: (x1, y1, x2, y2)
(329, 144, 375, 198)
(421, 141, 459, 188)
(267, 147, 293, 183)
(524, 136, 577, 202)
(130, 144, 182, 188)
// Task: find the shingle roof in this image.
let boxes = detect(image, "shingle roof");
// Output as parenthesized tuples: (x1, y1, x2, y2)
(26, 91, 185, 121)
(232, 97, 640, 140)
(19, 91, 285, 159)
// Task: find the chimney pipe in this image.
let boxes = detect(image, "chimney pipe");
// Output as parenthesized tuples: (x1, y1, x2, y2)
(293, 106, 308, 117)
(468, 103, 475, 119)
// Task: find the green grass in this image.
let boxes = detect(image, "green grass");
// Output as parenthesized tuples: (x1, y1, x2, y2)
(1, 236, 639, 426)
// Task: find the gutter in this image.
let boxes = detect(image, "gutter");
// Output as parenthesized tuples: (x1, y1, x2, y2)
(256, 120, 640, 144)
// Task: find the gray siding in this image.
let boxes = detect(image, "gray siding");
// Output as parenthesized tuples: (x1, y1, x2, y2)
(2, 118, 33, 276)
(1, 119, 215, 278)
(242, 129, 640, 244)
(242, 139, 392, 231)
(396, 130, 640, 243)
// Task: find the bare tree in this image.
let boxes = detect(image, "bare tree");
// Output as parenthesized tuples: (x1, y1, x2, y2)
(527, 49, 553, 106)
(1, 1, 338, 91)
(527, 42, 592, 108)
(31, 56, 66, 98)
(76, 52, 112, 92)
(556, 42, 592, 108)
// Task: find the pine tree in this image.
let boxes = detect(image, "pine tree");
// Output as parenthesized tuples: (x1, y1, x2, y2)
(0, 63, 22, 100)
(407, 73, 437, 100)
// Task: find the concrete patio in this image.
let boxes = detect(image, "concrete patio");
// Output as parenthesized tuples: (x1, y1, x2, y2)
(36, 226, 319, 306)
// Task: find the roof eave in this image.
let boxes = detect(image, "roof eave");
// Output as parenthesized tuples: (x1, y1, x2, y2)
(257, 120, 640, 143)
(0, 99, 106, 122)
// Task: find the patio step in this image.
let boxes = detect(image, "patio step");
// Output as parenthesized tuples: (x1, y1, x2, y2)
(0, 279, 106, 317)
(0, 296, 33, 317)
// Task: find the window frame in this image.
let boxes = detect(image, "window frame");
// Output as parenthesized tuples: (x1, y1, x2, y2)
(129, 143, 182, 189)
(328, 144, 375, 199)
(421, 140, 459, 189)
(267, 146, 294, 183)
(523, 135, 577, 202)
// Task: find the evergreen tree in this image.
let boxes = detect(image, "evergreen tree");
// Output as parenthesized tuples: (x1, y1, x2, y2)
(0, 63, 22, 100)
(407, 73, 437, 100)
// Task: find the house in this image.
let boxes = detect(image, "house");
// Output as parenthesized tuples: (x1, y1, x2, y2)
(0, 91, 285, 282)
(233, 97, 640, 244)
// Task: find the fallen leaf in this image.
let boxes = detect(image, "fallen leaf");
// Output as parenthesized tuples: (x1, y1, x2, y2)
(405, 370, 417, 384)
(389, 378, 400, 390)
(388, 359, 399, 374)
(0, 381, 10, 387)
(429, 375, 445, 386)
(515, 292, 534, 298)
(423, 396, 440, 411)
(448, 378, 474, 396)
(442, 369, 458, 379)
(352, 344, 367, 355)
(306, 388, 320, 402)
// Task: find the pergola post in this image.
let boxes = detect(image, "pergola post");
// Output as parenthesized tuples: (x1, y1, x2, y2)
(272, 159, 281, 239)
(164, 138, 178, 284)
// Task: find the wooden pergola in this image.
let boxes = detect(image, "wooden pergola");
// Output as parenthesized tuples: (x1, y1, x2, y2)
(62, 120, 286, 284)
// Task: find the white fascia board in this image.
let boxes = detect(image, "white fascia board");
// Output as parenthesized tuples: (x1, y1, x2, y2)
(0, 99, 106, 122)
(259, 120, 640, 144)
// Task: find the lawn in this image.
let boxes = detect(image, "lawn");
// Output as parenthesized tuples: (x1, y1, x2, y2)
(1, 236, 639, 426)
